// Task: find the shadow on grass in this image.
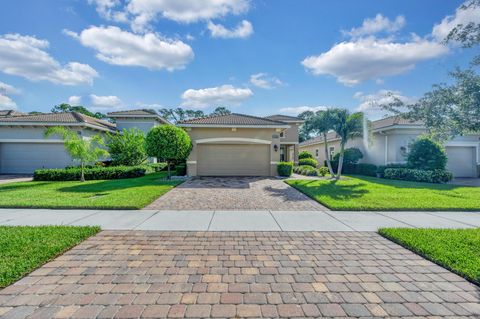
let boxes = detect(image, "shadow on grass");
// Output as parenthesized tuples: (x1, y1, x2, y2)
(295, 179, 370, 201)
(0, 181, 51, 191)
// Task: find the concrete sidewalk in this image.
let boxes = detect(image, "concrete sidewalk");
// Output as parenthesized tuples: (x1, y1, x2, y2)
(0, 209, 479, 231)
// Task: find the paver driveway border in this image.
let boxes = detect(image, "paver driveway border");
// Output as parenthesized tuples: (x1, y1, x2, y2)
(0, 231, 479, 318)
(1, 209, 479, 231)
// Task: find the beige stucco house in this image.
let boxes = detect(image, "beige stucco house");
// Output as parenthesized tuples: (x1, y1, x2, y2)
(178, 113, 303, 176)
(299, 116, 480, 178)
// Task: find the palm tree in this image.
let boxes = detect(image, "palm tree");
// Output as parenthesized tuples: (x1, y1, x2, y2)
(310, 110, 336, 176)
(330, 109, 364, 180)
(45, 127, 109, 182)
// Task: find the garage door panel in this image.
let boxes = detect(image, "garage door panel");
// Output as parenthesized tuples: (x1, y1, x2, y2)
(0, 143, 73, 174)
(198, 144, 270, 176)
(445, 146, 477, 178)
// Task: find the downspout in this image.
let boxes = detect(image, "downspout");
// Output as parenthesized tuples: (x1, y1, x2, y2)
(384, 134, 388, 165)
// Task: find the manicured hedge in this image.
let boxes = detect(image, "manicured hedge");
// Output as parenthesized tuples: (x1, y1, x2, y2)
(175, 163, 187, 176)
(376, 163, 408, 178)
(298, 158, 318, 168)
(384, 168, 453, 184)
(34, 166, 149, 181)
(299, 151, 313, 159)
(331, 162, 378, 177)
(147, 163, 168, 172)
(277, 162, 293, 177)
(293, 165, 318, 176)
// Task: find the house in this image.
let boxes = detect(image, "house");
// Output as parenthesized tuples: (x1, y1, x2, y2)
(178, 113, 302, 176)
(0, 109, 302, 176)
(299, 116, 480, 178)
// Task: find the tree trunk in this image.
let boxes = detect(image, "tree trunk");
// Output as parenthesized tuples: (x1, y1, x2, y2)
(167, 161, 171, 180)
(80, 161, 85, 182)
(336, 143, 345, 180)
(323, 132, 335, 177)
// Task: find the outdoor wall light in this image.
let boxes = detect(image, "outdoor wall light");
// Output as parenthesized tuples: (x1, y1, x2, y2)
(274, 144, 278, 152)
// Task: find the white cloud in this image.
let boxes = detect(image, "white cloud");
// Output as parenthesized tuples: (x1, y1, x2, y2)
(301, 37, 448, 85)
(343, 14, 406, 38)
(0, 34, 98, 85)
(66, 26, 194, 71)
(249, 73, 283, 89)
(90, 94, 124, 111)
(87, 0, 128, 22)
(68, 95, 82, 105)
(278, 106, 328, 115)
(0, 81, 21, 95)
(432, 1, 480, 42)
(136, 102, 163, 109)
(0, 95, 17, 110)
(354, 89, 415, 119)
(126, 0, 250, 31)
(181, 84, 252, 108)
(207, 20, 253, 39)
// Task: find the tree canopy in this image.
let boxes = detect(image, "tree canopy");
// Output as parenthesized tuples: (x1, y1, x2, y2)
(52, 103, 107, 120)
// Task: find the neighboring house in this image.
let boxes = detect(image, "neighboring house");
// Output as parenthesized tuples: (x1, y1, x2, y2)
(107, 109, 170, 134)
(0, 110, 25, 117)
(0, 112, 116, 174)
(178, 113, 302, 176)
(299, 116, 480, 178)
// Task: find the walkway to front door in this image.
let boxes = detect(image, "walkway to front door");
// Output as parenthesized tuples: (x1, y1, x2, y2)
(146, 177, 327, 211)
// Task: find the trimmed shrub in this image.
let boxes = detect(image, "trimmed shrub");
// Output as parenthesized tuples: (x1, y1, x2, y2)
(277, 162, 293, 177)
(175, 163, 187, 176)
(318, 166, 329, 177)
(333, 147, 363, 165)
(299, 151, 313, 159)
(407, 136, 447, 170)
(34, 166, 148, 181)
(293, 165, 318, 176)
(331, 162, 378, 177)
(384, 168, 453, 184)
(146, 163, 168, 172)
(376, 163, 408, 178)
(298, 158, 318, 168)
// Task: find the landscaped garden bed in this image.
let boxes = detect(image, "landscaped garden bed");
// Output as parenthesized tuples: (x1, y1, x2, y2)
(0, 226, 100, 288)
(0, 172, 182, 209)
(286, 175, 480, 211)
(379, 228, 480, 285)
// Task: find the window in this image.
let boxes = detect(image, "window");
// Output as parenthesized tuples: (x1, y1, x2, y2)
(279, 131, 284, 138)
(315, 149, 319, 157)
(329, 146, 335, 160)
(280, 146, 285, 162)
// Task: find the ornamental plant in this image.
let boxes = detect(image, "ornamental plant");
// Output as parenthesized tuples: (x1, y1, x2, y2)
(407, 136, 448, 170)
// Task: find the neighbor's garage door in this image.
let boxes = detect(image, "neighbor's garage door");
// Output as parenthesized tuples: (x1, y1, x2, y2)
(0, 143, 73, 174)
(445, 146, 477, 178)
(197, 144, 270, 176)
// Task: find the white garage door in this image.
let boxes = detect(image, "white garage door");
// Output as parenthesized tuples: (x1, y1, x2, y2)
(197, 144, 270, 176)
(0, 143, 73, 174)
(445, 146, 477, 178)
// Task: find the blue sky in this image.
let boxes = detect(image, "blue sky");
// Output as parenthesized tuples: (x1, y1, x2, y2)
(0, 0, 478, 119)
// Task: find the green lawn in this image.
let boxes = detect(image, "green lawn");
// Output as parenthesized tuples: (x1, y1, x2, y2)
(379, 228, 480, 284)
(0, 172, 181, 209)
(0, 226, 100, 288)
(286, 175, 480, 211)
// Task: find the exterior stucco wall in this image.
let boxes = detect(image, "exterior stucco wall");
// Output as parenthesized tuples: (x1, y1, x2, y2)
(115, 119, 159, 134)
(184, 127, 282, 176)
(280, 123, 300, 144)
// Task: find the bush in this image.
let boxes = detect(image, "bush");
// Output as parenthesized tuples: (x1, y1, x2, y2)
(333, 147, 363, 164)
(175, 163, 187, 176)
(384, 168, 453, 184)
(34, 166, 148, 181)
(407, 136, 447, 170)
(107, 128, 147, 166)
(331, 162, 378, 177)
(376, 163, 408, 178)
(277, 162, 293, 177)
(318, 166, 329, 177)
(146, 163, 168, 172)
(299, 151, 313, 159)
(293, 165, 318, 176)
(298, 158, 318, 168)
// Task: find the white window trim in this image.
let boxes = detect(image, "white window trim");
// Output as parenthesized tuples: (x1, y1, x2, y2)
(195, 137, 272, 145)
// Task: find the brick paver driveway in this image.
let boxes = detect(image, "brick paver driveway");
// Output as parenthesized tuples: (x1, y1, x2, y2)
(1, 231, 479, 318)
(146, 177, 326, 210)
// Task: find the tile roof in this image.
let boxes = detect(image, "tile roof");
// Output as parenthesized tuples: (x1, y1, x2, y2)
(0, 110, 25, 117)
(264, 114, 304, 122)
(299, 115, 424, 146)
(0, 112, 116, 131)
(107, 109, 158, 116)
(178, 113, 289, 126)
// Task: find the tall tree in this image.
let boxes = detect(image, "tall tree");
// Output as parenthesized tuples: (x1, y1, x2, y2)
(381, 0, 480, 141)
(297, 111, 315, 142)
(330, 109, 364, 180)
(45, 127, 109, 182)
(158, 108, 205, 123)
(210, 107, 231, 116)
(107, 128, 147, 166)
(309, 110, 336, 176)
(52, 103, 107, 120)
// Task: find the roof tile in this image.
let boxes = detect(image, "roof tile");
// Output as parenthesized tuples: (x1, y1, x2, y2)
(178, 113, 288, 126)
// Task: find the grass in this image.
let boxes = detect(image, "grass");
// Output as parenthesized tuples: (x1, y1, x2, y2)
(286, 175, 480, 211)
(379, 228, 480, 285)
(0, 226, 100, 288)
(0, 172, 182, 209)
